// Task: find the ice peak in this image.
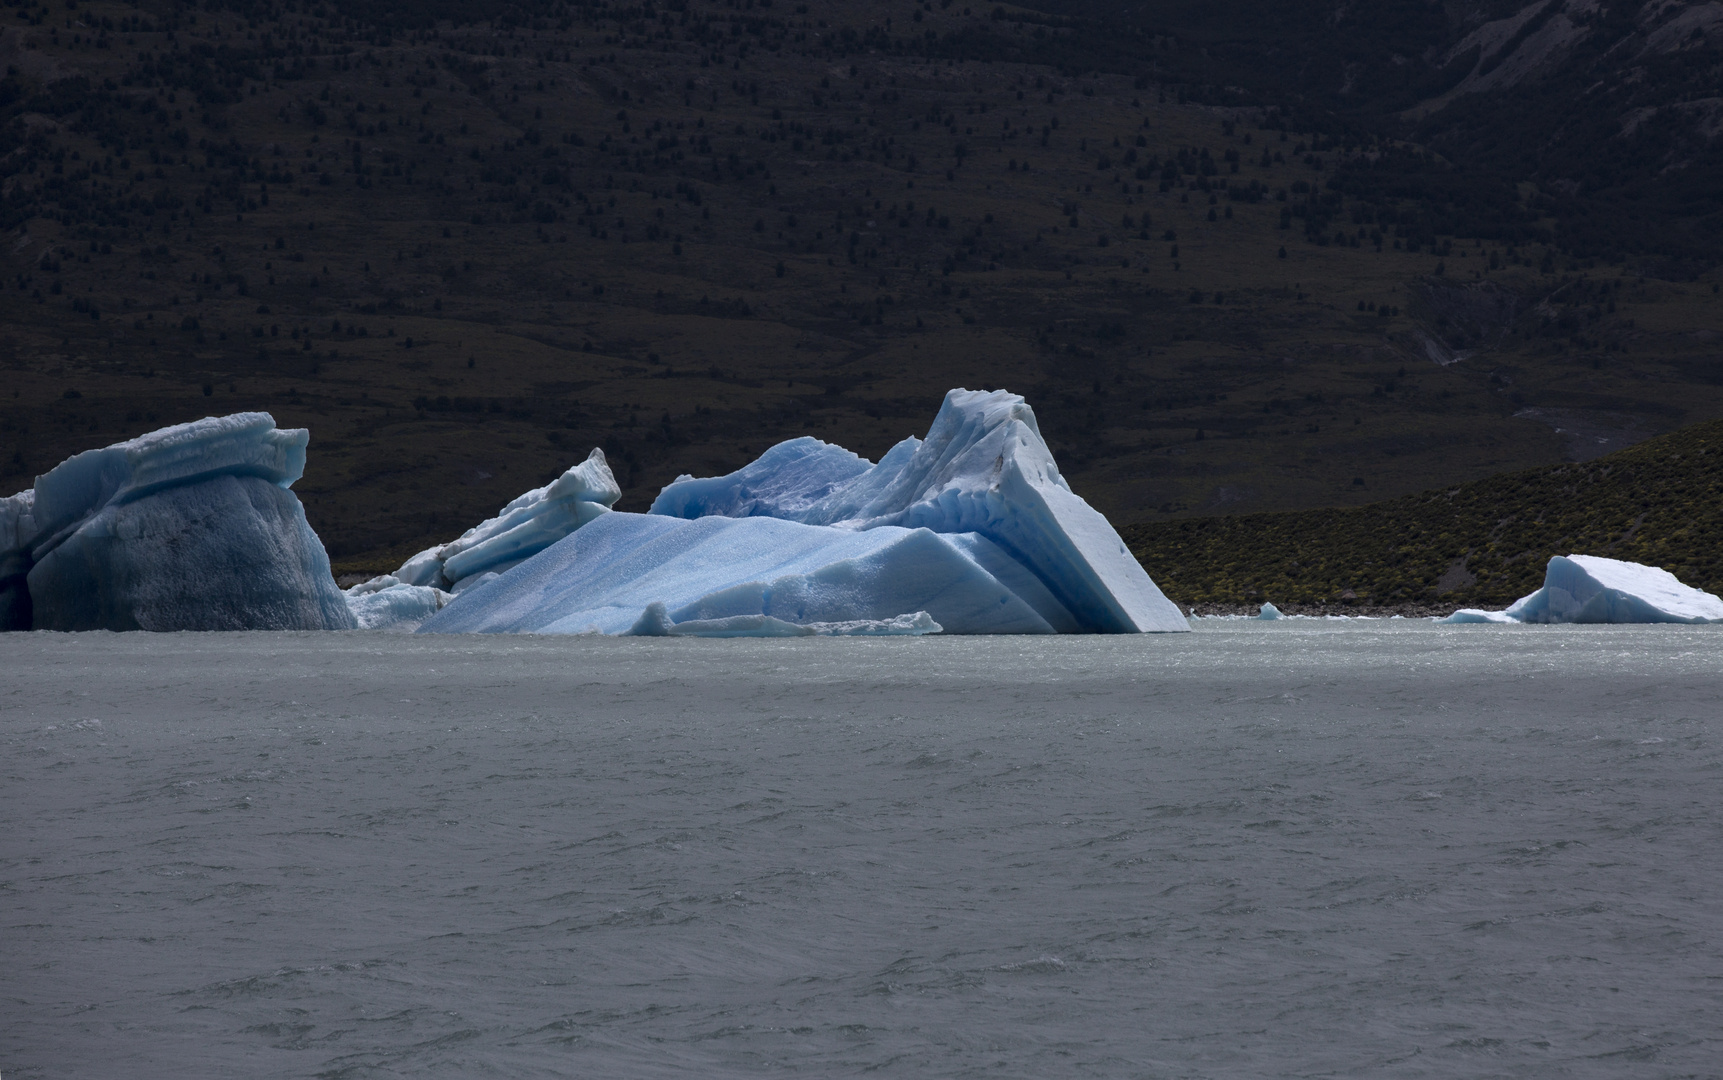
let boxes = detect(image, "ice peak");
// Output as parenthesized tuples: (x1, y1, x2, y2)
(647, 388, 1185, 633)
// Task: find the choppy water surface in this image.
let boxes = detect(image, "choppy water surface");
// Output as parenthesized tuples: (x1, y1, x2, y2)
(3, 623, 1720, 1078)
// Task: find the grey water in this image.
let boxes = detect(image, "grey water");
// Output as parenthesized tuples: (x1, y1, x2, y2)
(2, 624, 1720, 1079)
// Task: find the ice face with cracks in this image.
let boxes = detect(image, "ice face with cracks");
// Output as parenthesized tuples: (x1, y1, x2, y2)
(648, 389, 1187, 634)
(650, 438, 872, 522)
(0, 413, 353, 632)
(1444, 554, 1723, 624)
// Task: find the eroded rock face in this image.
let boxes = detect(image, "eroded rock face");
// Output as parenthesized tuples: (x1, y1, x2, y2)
(3, 413, 354, 632)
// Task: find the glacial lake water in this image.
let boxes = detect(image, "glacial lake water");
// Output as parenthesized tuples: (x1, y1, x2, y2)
(3, 622, 1720, 1078)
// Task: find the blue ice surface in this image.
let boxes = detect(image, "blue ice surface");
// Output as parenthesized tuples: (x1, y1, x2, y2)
(1443, 554, 1723, 625)
(647, 438, 872, 522)
(3, 413, 353, 631)
(650, 389, 1188, 633)
(419, 511, 1063, 636)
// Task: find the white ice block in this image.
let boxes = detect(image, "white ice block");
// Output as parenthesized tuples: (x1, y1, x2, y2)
(1443, 554, 1723, 625)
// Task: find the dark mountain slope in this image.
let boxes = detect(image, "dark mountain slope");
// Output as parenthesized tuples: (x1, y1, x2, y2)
(0, 0, 1718, 572)
(1015, 0, 1723, 267)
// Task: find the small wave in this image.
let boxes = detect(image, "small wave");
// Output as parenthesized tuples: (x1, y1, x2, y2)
(997, 954, 1066, 974)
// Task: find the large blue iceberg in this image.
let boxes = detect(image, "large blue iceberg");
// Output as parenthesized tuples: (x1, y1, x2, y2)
(423, 389, 1187, 635)
(0, 413, 354, 631)
(4, 391, 1185, 636)
(1444, 554, 1723, 625)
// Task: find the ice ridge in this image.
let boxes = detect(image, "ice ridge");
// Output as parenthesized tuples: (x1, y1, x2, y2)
(649, 388, 1187, 633)
(388, 447, 620, 592)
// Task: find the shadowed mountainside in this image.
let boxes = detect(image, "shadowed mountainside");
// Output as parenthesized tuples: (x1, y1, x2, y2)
(0, 0, 1717, 577)
(1123, 417, 1723, 613)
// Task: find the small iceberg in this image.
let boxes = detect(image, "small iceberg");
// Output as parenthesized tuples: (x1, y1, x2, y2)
(626, 602, 941, 638)
(343, 575, 454, 632)
(1444, 555, 1723, 625)
(1258, 602, 1284, 621)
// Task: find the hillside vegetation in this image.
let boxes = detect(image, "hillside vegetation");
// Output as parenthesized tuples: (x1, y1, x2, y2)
(1123, 418, 1723, 614)
(0, 0, 1718, 574)
(1023, 0, 1723, 266)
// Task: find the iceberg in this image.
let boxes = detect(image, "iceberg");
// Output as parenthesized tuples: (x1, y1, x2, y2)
(1, 413, 354, 631)
(626, 601, 941, 638)
(1444, 554, 1723, 625)
(386, 448, 620, 591)
(1258, 602, 1284, 621)
(343, 575, 453, 632)
(419, 511, 1064, 636)
(1441, 607, 1519, 625)
(649, 389, 1187, 633)
(0, 394, 1174, 637)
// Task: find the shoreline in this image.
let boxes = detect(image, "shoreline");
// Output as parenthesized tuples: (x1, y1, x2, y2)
(1183, 601, 1466, 620)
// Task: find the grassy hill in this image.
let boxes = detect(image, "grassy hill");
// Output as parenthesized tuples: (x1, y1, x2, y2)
(0, 0, 1719, 575)
(1123, 418, 1723, 614)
